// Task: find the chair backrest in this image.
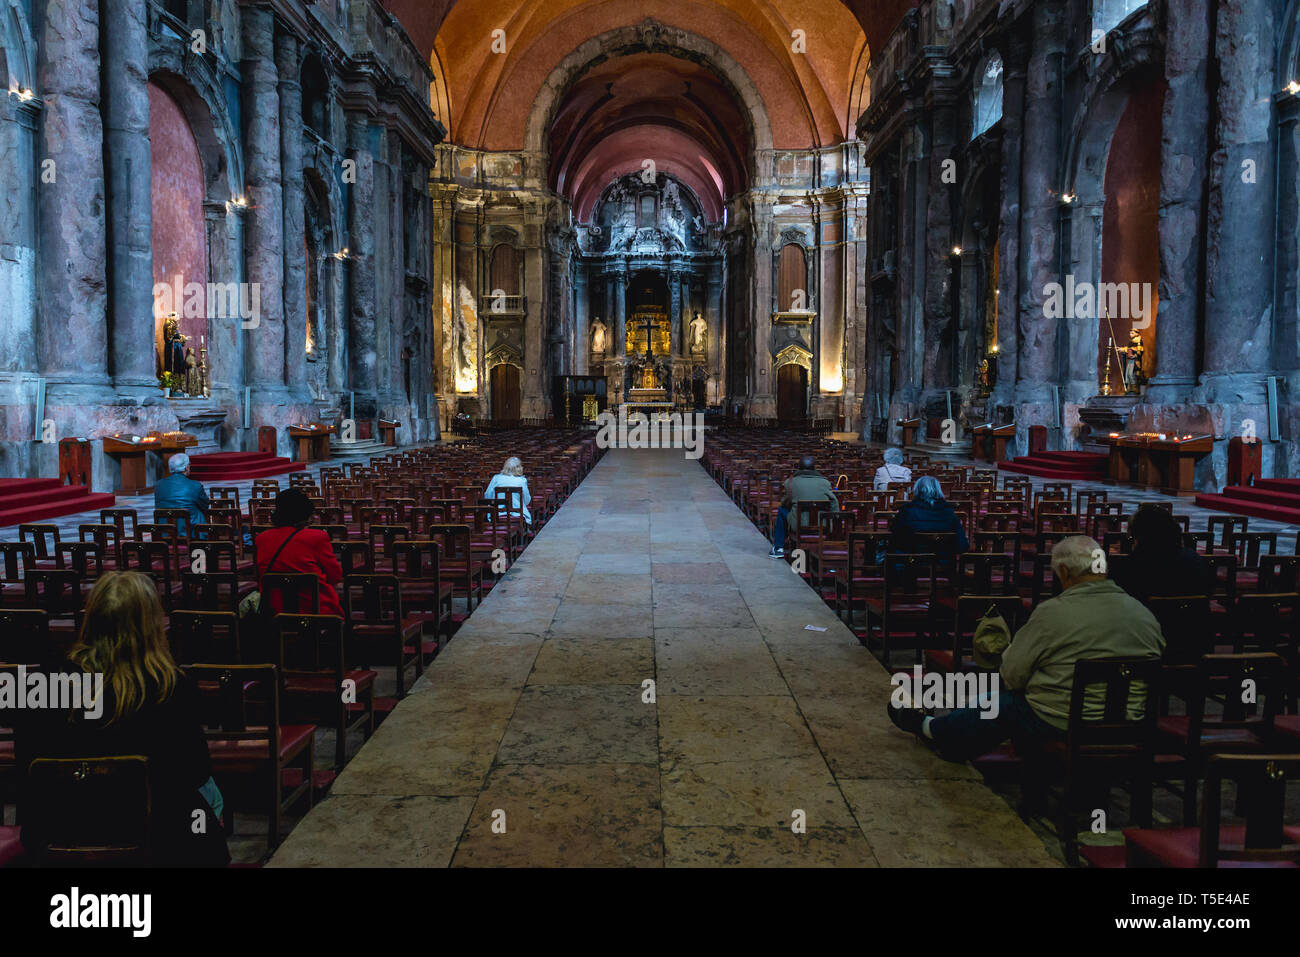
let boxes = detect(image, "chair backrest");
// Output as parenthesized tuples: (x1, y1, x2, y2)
(188, 540, 238, 575)
(1187, 653, 1285, 741)
(1200, 754, 1300, 867)
(24, 569, 83, 617)
(951, 595, 1022, 671)
(100, 507, 138, 541)
(0, 609, 52, 665)
(169, 609, 241, 664)
(956, 552, 1014, 595)
(184, 664, 281, 761)
(391, 540, 441, 580)
(1232, 593, 1296, 654)
(179, 571, 240, 614)
(58, 541, 104, 578)
(261, 573, 321, 615)
(154, 507, 193, 539)
(1030, 552, 1063, 607)
(426, 524, 473, 564)
(1065, 656, 1161, 765)
(1229, 531, 1278, 572)
(342, 574, 402, 624)
(210, 486, 241, 509)
(1208, 515, 1248, 549)
(25, 755, 151, 866)
(332, 540, 374, 576)
(1258, 555, 1300, 593)
(883, 552, 939, 603)
(367, 524, 410, 562)
(1146, 595, 1214, 663)
(0, 541, 35, 584)
(19, 523, 61, 561)
(276, 614, 345, 689)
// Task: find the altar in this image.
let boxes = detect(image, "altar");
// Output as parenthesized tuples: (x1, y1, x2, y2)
(1100, 431, 1212, 495)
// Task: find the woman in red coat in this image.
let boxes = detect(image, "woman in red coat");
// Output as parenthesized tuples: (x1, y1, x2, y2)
(255, 487, 344, 617)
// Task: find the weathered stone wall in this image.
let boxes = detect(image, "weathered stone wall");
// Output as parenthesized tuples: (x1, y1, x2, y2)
(0, 0, 443, 485)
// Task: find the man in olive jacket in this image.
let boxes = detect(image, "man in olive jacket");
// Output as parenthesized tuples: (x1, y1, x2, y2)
(770, 455, 839, 558)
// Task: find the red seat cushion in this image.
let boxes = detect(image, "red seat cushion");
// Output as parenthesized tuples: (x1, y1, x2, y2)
(1276, 714, 1300, 741)
(0, 826, 23, 868)
(1078, 844, 1127, 869)
(208, 723, 316, 765)
(1156, 715, 1265, 749)
(283, 670, 376, 695)
(1124, 825, 1300, 868)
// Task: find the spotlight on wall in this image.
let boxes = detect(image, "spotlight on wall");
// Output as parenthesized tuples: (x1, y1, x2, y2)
(1061, 192, 1077, 205)
(226, 196, 249, 214)
(951, 245, 963, 257)
(11, 87, 35, 102)
(1289, 80, 1300, 96)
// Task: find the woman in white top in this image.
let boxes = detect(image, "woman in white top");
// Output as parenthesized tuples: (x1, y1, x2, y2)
(873, 447, 912, 491)
(485, 456, 532, 525)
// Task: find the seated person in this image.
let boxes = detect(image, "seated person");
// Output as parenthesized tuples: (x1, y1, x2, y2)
(153, 453, 208, 537)
(770, 455, 839, 559)
(889, 475, 969, 559)
(485, 456, 532, 526)
(1110, 504, 1214, 602)
(886, 535, 1165, 762)
(873, 447, 912, 491)
(15, 571, 229, 866)
(255, 488, 344, 617)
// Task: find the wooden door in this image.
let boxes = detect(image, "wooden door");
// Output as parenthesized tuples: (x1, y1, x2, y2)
(776, 364, 807, 423)
(491, 364, 521, 423)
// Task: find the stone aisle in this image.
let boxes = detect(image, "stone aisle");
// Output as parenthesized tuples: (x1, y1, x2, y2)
(271, 448, 1056, 867)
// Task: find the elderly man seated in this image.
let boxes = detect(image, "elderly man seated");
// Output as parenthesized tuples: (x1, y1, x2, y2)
(873, 447, 912, 491)
(153, 453, 209, 538)
(886, 535, 1165, 761)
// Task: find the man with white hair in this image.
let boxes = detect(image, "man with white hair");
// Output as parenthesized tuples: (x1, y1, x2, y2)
(873, 447, 911, 491)
(886, 534, 1164, 760)
(153, 452, 209, 537)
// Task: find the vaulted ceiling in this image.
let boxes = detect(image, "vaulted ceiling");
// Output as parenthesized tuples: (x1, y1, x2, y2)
(383, 0, 912, 217)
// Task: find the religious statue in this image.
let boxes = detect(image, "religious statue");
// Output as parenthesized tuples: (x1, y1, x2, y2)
(689, 312, 707, 353)
(1122, 330, 1146, 394)
(591, 318, 608, 354)
(183, 346, 200, 397)
(162, 313, 186, 376)
(977, 358, 990, 391)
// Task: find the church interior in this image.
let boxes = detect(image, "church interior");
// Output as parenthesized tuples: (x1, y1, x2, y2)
(1, 0, 1300, 888)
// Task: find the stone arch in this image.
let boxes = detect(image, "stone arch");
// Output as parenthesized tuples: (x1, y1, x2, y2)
(524, 20, 773, 163)
(146, 65, 242, 206)
(971, 50, 1003, 140)
(1060, 18, 1162, 399)
(0, 0, 36, 92)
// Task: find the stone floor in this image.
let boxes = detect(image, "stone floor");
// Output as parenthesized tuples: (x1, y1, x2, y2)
(270, 447, 1057, 867)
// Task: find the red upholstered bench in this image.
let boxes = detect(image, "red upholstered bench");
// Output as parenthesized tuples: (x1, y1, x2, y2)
(0, 826, 24, 868)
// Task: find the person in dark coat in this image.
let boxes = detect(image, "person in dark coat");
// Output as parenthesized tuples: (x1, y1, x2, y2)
(1110, 504, 1213, 603)
(889, 475, 969, 560)
(15, 571, 229, 867)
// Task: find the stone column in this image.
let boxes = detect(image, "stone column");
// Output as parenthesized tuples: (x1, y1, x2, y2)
(669, 263, 683, 355)
(277, 32, 308, 394)
(574, 265, 589, 375)
(993, 27, 1029, 404)
(922, 78, 959, 393)
(346, 116, 377, 399)
(612, 263, 628, 357)
(241, 8, 286, 400)
(36, 0, 109, 384)
(1013, 0, 1067, 439)
(1148, 0, 1211, 399)
(103, 0, 156, 389)
(1201, 0, 1276, 381)
(0, 88, 39, 375)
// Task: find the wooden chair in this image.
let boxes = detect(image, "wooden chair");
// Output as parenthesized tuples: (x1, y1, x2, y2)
(186, 663, 315, 852)
(277, 613, 376, 769)
(864, 553, 939, 662)
(341, 574, 423, 697)
(1125, 753, 1300, 867)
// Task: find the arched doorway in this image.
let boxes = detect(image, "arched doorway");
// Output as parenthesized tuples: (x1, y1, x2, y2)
(776, 364, 808, 423)
(491, 363, 521, 422)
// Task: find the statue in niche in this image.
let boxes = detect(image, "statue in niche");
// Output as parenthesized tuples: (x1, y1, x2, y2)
(591, 318, 608, 354)
(183, 346, 200, 396)
(1122, 330, 1147, 394)
(689, 313, 707, 353)
(162, 313, 186, 376)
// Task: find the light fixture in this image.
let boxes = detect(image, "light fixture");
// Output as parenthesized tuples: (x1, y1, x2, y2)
(1061, 192, 1077, 205)
(951, 245, 963, 257)
(991, 343, 999, 353)
(1288, 80, 1300, 95)
(11, 87, 35, 102)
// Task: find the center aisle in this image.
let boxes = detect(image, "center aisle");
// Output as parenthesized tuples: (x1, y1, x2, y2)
(271, 448, 1055, 867)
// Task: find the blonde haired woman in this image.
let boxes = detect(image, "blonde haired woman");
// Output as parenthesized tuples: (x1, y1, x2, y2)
(485, 456, 532, 526)
(17, 571, 229, 866)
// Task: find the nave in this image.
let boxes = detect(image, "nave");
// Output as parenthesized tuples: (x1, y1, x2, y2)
(271, 448, 1053, 868)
